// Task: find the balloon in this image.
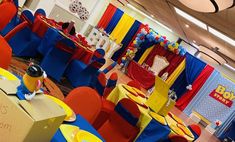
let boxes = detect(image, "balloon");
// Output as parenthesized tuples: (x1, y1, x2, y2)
(160, 42, 165, 47)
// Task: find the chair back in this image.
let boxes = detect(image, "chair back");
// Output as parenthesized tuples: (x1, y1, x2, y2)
(169, 135, 188, 142)
(93, 72, 107, 96)
(103, 72, 118, 98)
(34, 8, 46, 17)
(115, 98, 140, 126)
(102, 61, 117, 74)
(98, 100, 140, 142)
(92, 49, 105, 61)
(64, 87, 102, 124)
(0, 2, 17, 31)
(188, 124, 201, 137)
(127, 80, 141, 90)
(20, 10, 34, 25)
(0, 36, 12, 69)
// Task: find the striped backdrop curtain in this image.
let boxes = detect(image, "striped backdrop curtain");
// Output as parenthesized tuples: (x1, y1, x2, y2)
(97, 4, 117, 29)
(111, 20, 141, 61)
(105, 9, 124, 34)
(110, 13, 135, 44)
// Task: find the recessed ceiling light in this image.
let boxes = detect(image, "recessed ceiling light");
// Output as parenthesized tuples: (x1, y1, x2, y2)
(151, 14, 154, 18)
(127, 4, 173, 32)
(208, 26, 235, 47)
(193, 40, 196, 43)
(224, 63, 235, 72)
(185, 24, 190, 28)
(174, 7, 207, 30)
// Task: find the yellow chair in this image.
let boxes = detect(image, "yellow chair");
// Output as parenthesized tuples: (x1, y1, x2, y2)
(146, 76, 170, 113)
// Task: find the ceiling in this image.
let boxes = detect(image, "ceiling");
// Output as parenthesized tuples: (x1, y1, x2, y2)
(125, 0, 235, 67)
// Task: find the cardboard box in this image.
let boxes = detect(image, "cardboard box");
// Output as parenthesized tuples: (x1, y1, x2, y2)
(0, 80, 66, 142)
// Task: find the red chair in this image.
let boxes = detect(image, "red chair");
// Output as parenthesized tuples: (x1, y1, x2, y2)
(103, 72, 118, 98)
(127, 80, 141, 90)
(0, 1, 17, 31)
(169, 135, 188, 142)
(64, 87, 102, 124)
(188, 124, 201, 137)
(0, 36, 12, 69)
(98, 98, 140, 142)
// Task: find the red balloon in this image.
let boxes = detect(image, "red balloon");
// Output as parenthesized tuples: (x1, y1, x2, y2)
(162, 36, 166, 39)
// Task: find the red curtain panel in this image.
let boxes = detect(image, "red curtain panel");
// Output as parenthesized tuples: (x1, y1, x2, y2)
(176, 65, 214, 111)
(144, 45, 185, 77)
(97, 4, 117, 29)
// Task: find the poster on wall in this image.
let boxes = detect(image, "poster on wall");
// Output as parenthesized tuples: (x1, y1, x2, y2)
(194, 71, 235, 123)
(184, 70, 235, 124)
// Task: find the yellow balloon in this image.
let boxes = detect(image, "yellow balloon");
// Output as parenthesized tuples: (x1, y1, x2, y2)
(160, 42, 164, 47)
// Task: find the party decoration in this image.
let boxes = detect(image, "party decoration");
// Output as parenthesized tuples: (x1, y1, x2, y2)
(69, 0, 89, 21)
(17, 63, 47, 101)
(133, 25, 187, 56)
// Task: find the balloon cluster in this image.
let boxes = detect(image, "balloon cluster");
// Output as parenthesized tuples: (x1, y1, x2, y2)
(133, 25, 187, 56)
(121, 47, 136, 66)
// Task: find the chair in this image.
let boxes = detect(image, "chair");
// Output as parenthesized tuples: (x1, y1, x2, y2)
(0, 0, 18, 36)
(64, 87, 102, 124)
(98, 98, 140, 142)
(40, 38, 76, 81)
(146, 76, 170, 113)
(127, 80, 141, 90)
(168, 135, 188, 142)
(188, 124, 201, 141)
(67, 58, 106, 87)
(102, 61, 117, 74)
(92, 49, 105, 61)
(0, 36, 12, 69)
(92, 72, 107, 96)
(150, 55, 169, 76)
(0, 1, 17, 31)
(34, 8, 46, 17)
(103, 72, 118, 98)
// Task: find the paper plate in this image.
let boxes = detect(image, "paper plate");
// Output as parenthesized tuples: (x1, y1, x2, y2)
(132, 88, 146, 98)
(0, 68, 18, 81)
(177, 124, 194, 138)
(168, 112, 185, 126)
(169, 124, 185, 136)
(76, 130, 102, 142)
(122, 85, 138, 96)
(126, 93, 144, 105)
(149, 112, 167, 125)
(60, 124, 80, 142)
(45, 95, 76, 122)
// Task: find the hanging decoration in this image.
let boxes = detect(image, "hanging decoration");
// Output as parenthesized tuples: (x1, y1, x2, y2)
(69, 0, 89, 21)
(133, 25, 187, 56)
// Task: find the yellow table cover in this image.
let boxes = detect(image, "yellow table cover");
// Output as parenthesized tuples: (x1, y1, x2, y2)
(107, 84, 152, 141)
(0, 68, 19, 80)
(149, 111, 167, 125)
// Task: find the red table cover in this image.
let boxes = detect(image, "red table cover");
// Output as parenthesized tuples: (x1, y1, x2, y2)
(127, 61, 155, 89)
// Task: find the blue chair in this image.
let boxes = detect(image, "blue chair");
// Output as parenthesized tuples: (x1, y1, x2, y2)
(1, 9, 34, 36)
(67, 58, 106, 87)
(92, 49, 105, 61)
(40, 38, 76, 82)
(221, 121, 235, 141)
(34, 8, 46, 17)
(8, 25, 41, 57)
(102, 61, 117, 74)
(91, 72, 107, 96)
(37, 28, 63, 56)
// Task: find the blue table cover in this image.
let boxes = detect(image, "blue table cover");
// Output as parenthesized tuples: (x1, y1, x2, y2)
(136, 119, 171, 142)
(51, 115, 105, 142)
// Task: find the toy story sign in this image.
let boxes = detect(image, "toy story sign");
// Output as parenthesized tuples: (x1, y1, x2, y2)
(209, 85, 235, 107)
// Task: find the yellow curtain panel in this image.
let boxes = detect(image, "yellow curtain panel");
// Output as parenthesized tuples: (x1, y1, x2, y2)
(138, 46, 154, 65)
(110, 13, 135, 44)
(166, 59, 186, 87)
